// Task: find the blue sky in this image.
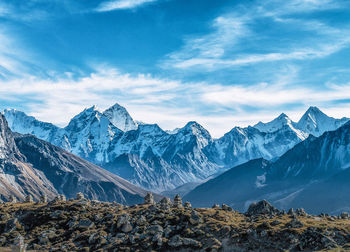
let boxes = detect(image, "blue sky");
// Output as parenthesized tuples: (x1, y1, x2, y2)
(1, 0, 350, 137)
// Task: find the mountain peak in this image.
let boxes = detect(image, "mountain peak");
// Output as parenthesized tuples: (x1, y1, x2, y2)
(254, 112, 293, 133)
(184, 121, 202, 129)
(296, 106, 349, 137)
(277, 113, 288, 119)
(107, 102, 125, 110)
(180, 121, 211, 137)
(84, 105, 100, 113)
(103, 103, 137, 132)
(304, 106, 325, 117)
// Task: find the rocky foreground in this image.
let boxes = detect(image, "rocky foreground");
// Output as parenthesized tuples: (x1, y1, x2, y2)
(1, 195, 350, 251)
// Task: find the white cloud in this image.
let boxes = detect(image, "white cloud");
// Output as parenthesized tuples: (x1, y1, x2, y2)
(1, 67, 350, 137)
(96, 0, 157, 12)
(164, 0, 350, 70)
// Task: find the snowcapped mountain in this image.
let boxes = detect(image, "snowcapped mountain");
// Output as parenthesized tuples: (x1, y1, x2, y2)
(103, 103, 138, 131)
(105, 121, 219, 192)
(62, 106, 123, 163)
(186, 121, 350, 214)
(2, 105, 348, 193)
(254, 113, 307, 139)
(4, 109, 60, 142)
(207, 124, 305, 168)
(0, 114, 150, 204)
(296, 106, 349, 137)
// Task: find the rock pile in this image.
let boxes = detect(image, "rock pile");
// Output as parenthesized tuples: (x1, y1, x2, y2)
(40, 195, 47, 203)
(0, 199, 349, 251)
(144, 193, 155, 205)
(159, 197, 171, 210)
(173, 194, 183, 208)
(25, 195, 33, 203)
(76, 192, 84, 200)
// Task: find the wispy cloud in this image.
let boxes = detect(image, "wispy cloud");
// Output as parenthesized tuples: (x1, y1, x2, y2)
(163, 0, 350, 70)
(96, 0, 157, 12)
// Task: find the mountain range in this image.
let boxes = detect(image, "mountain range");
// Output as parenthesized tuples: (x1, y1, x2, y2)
(185, 120, 350, 214)
(0, 113, 152, 204)
(3, 104, 349, 193)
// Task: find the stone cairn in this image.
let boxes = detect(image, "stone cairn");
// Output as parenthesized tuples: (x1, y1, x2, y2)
(173, 194, 183, 208)
(159, 197, 172, 210)
(25, 195, 33, 203)
(76, 192, 85, 200)
(40, 195, 47, 203)
(144, 193, 155, 205)
(212, 204, 220, 209)
(222, 204, 233, 211)
(9, 195, 17, 203)
(59, 194, 66, 201)
(184, 201, 192, 209)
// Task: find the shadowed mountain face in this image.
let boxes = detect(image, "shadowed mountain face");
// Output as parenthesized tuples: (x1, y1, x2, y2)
(0, 114, 152, 204)
(3, 105, 349, 192)
(185, 122, 350, 214)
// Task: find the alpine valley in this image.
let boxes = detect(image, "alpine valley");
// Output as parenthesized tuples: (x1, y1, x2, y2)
(3, 103, 349, 200)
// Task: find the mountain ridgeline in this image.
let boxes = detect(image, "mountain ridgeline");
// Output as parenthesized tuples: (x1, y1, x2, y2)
(185, 121, 350, 214)
(3, 105, 349, 193)
(0, 114, 152, 204)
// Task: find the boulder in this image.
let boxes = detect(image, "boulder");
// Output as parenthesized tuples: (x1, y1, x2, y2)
(76, 192, 84, 200)
(246, 200, 280, 216)
(117, 214, 131, 229)
(136, 215, 147, 226)
(286, 217, 304, 228)
(222, 204, 233, 211)
(189, 210, 203, 225)
(77, 219, 95, 230)
(340, 212, 349, 219)
(295, 208, 307, 216)
(168, 235, 183, 248)
(121, 222, 133, 233)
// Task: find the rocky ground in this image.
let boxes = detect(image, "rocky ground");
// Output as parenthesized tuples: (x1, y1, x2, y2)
(1, 195, 350, 252)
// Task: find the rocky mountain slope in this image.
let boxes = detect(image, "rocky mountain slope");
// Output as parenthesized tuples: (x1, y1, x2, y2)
(185, 121, 350, 214)
(0, 114, 152, 204)
(3, 105, 348, 192)
(1, 197, 350, 251)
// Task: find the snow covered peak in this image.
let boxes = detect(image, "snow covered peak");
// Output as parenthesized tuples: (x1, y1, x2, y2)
(296, 106, 349, 137)
(178, 121, 211, 138)
(2, 108, 60, 142)
(103, 103, 137, 132)
(176, 121, 212, 149)
(254, 113, 294, 133)
(67, 106, 102, 128)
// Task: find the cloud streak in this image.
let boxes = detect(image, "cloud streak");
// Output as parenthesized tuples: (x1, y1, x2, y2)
(164, 0, 350, 70)
(96, 0, 157, 12)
